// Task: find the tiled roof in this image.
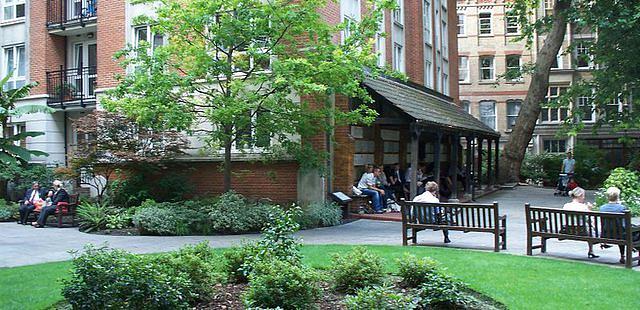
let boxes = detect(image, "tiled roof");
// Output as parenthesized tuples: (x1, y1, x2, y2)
(364, 76, 500, 137)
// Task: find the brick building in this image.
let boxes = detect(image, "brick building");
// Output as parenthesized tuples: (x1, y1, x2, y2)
(457, 0, 640, 166)
(4, 0, 498, 203)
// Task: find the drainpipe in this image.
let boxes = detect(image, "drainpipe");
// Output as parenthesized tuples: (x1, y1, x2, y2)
(64, 111, 68, 167)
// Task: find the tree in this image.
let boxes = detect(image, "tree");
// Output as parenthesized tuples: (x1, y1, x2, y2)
(70, 111, 188, 203)
(104, 0, 394, 191)
(500, 0, 640, 182)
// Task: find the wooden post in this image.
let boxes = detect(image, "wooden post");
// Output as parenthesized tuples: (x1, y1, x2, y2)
(477, 137, 483, 190)
(525, 203, 532, 255)
(487, 137, 493, 187)
(493, 201, 500, 252)
(625, 210, 632, 268)
(410, 124, 420, 200)
(495, 138, 500, 185)
(434, 131, 442, 183)
(450, 134, 459, 200)
(465, 136, 472, 194)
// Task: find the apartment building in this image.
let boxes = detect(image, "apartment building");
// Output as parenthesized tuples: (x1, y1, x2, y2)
(3, 0, 481, 201)
(457, 0, 639, 166)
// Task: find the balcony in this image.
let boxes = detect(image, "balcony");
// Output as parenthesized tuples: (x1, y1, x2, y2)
(46, 0, 97, 35)
(46, 66, 97, 108)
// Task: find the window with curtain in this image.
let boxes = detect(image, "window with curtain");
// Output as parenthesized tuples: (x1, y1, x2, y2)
(2, 45, 26, 90)
(458, 56, 469, 82)
(506, 99, 522, 129)
(479, 100, 497, 130)
(480, 56, 494, 80)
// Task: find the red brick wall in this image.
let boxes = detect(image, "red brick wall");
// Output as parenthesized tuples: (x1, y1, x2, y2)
(405, 0, 425, 85)
(186, 161, 299, 202)
(332, 95, 355, 193)
(447, 0, 460, 103)
(96, 0, 126, 89)
(29, 1, 65, 95)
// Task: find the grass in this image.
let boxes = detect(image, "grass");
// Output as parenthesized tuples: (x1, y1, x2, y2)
(1, 245, 639, 310)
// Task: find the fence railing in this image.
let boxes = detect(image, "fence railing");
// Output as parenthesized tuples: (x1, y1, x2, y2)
(46, 66, 97, 107)
(47, 0, 97, 28)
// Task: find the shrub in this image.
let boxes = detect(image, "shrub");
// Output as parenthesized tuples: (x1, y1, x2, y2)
(520, 153, 563, 185)
(595, 168, 640, 216)
(0, 200, 19, 221)
(572, 142, 607, 188)
(132, 200, 208, 235)
(397, 254, 440, 288)
(344, 284, 418, 310)
(207, 191, 279, 234)
(244, 259, 320, 310)
(296, 202, 342, 229)
(417, 273, 468, 309)
(330, 247, 385, 293)
(223, 243, 259, 283)
(76, 202, 108, 232)
(61, 245, 191, 309)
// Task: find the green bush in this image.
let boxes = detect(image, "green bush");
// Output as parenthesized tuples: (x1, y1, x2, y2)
(244, 259, 320, 310)
(572, 142, 607, 188)
(107, 168, 194, 208)
(223, 243, 259, 283)
(0, 200, 19, 221)
(296, 202, 342, 229)
(76, 202, 108, 232)
(61, 245, 192, 309)
(207, 191, 279, 234)
(595, 168, 640, 216)
(344, 284, 418, 310)
(397, 254, 440, 288)
(520, 153, 563, 185)
(330, 247, 385, 293)
(417, 273, 468, 309)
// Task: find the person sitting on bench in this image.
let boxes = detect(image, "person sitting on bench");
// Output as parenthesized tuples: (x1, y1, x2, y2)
(357, 166, 387, 214)
(563, 187, 598, 258)
(600, 187, 640, 265)
(18, 182, 47, 225)
(413, 181, 451, 244)
(32, 180, 69, 228)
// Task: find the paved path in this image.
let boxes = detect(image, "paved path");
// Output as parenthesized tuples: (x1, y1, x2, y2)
(1, 186, 637, 269)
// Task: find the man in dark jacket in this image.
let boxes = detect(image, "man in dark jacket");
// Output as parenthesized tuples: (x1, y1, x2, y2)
(33, 180, 69, 228)
(18, 182, 47, 225)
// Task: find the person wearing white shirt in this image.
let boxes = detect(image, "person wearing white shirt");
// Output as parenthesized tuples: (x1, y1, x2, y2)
(18, 182, 46, 225)
(413, 181, 451, 243)
(357, 167, 386, 213)
(563, 187, 598, 258)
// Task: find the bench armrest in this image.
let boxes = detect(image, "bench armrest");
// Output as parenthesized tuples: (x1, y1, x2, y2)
(632, 226, 640, 233)
(498, 215, 507, 221)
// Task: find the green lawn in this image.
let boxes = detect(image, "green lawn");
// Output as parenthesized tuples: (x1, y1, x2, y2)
(1, 245, 638, 310)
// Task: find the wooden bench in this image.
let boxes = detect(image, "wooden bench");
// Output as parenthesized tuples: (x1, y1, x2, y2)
(33, 194, 80, 228)
(399, 200, 507, 252)
(525, 204, 640, 268)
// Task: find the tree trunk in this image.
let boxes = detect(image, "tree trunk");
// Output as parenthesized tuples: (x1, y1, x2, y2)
(223, 130, 233, 192)
(499, 0, 572, 183)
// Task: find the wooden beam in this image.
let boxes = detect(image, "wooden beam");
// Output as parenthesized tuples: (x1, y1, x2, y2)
(373, 117, 410, 125)
(487, 137, 493, 187)
(450, 134, 459, 200)
(434, 131, 442, 183)
(495, 138, 500, 185)
(465, 136, 472, 194)
(410, 124, 420, 200)
(477, 137, 483, 190)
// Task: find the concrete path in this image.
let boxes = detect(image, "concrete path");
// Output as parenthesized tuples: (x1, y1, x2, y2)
(1, 186, 637, 269)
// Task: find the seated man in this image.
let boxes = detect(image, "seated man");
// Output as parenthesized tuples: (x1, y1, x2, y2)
(18, 182, 46, 225)
(32, 180, 69, 228)
(357, 166, 387, 214)
(413, 181, 451, 244)
(600, 187, 640, 265)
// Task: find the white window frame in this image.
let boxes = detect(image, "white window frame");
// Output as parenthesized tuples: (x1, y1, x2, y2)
(2, 0, 25, 21)
(479, 56, 494, 80)
(423, 0, 432, 45)
(393, 0, 403, 25)
(551, 50, 563, 69)
(576, 95, 595, 123)
(442, 59, 449, 95)
(2, 44, 26, 90)
(543, 139, 567, 153)
(458, 56, 469, 83)
(341, 0, 361, 41)
(461, 100, 471, 114)
(479, 100, 497, 130)
(506, 54, 522, 82)
(505, 16, 519, 34)
(375, 10, 385, 67)
(457, 13, 465, 35)
(540, 86, 569, 123)
(574, 40, 593, 69)
(441, 19, 448, 57)
(233, 110, 272, 151)
(478, 12, 492, 35)
(544, 0, 554, 17)
(424, 44, 433, 88)
(393, 43, 404, 72)
(133, 24, 166, 55)
(506, 99, 522, 129)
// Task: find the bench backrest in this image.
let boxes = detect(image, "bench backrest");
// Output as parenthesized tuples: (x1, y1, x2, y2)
(525, 204, 632, 242)
(399, 200, 500, 229)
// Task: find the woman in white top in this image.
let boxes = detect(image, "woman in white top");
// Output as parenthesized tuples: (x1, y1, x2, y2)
(413, 181, 451, 244)
(562, 187, 598, 258)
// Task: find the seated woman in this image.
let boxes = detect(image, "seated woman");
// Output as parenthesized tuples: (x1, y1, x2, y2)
(32, 180, 69, 228)
(413, 181, 451, 244)
(600, 187, 640, 265)
(562, 187, 598, 258)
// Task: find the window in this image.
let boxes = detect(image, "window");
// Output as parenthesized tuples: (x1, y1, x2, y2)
(544, 0, 554, 16)
(506, 99, 522, 129)
(457, 14, 465, 35)
(341, 0, 360, 40)
(423, 0, 432, 45)
(576, 95, 594, 122)
(461, 100, 471, 114)
(441, 20, 448, 56)
(478, 12, 492, 35)
(424, 45, 433, 87)
(2, 45, 26, 90)
(235, 110, 271, 149)
(393, 43, 403, 72)
(479, 56, 494, 80)
(505, 16, 519, 34)
(540, 86, 569, 123)
(134, 25, 165, 54)
(544, 139, 567, 153)
(393, 0, 403, 25)
(375, 11, 385, 67)
(551, 50, 563, 69)
(574, 40, 593, 69)
(458, 56, 469, 82)
(3, 123, 26, 147)
(3, 0, 25, 21)
(442, 59, 449, 95)
(506, 55, 521, 81)
(479, 100, 497, 130)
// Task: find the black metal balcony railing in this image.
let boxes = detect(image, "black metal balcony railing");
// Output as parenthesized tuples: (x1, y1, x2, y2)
(46, 66, 97, 108)
(47, 0, 97, 29)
